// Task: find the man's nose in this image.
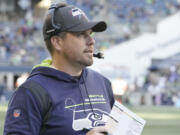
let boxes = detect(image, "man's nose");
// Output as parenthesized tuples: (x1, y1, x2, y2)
(87, 36, 95, 46)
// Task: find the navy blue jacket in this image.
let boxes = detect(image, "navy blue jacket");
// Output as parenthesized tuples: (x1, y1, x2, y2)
(4, 67, 114, 135)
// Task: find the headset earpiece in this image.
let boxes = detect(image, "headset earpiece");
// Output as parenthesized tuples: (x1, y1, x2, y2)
(49, 4, 61, 30)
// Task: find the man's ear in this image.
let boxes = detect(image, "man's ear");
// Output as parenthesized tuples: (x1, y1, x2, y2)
(50, 36, 63, 51)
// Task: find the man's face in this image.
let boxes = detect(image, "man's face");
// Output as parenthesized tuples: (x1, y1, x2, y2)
(60, 29, 95, 68)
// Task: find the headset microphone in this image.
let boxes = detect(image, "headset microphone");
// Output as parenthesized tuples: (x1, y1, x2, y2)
(93, 52, 104, 59)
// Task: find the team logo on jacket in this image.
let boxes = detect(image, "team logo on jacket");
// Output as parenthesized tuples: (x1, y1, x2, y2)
(65, 96, 110, 131)
(72, 108, 110, 131)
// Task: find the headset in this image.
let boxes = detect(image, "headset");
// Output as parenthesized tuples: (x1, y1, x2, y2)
(46, 4, 66, 36)
(93, 52, 104, 59)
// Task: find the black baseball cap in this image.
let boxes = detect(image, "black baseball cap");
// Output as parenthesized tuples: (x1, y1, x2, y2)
(43, 3, 107, 40)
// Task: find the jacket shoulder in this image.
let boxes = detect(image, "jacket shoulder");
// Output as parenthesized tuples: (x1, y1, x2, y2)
(86, 68, 111, 83)
(19, 80, 52, 118)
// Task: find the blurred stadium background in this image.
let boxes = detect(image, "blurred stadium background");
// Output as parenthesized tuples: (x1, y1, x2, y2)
(0, 0, 180, 134)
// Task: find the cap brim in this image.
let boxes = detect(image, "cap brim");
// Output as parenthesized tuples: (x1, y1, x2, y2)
(92, 21, 107, 32)
(67, 21, 107, 32)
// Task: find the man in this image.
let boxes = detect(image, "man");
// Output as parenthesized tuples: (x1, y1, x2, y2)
(4, 3, 114, 135)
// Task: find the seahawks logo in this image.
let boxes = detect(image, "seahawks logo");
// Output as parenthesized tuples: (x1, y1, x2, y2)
(72, 108, 110, 131)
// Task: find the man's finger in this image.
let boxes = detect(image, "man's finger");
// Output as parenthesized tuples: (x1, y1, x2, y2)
(92, 126, 108, 133)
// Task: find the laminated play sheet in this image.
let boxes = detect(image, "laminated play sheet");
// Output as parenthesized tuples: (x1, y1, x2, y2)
(105, 101, 146, 135)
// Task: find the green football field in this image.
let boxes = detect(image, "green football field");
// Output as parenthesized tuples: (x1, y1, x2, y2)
(129, 105, 180, 135)
(1, 104, 180, 135)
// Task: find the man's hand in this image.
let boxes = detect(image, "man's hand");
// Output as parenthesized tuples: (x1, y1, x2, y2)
(86, 126, 108, 135)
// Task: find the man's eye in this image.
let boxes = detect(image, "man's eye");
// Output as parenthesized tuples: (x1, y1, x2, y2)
(90, 32, 95, 37)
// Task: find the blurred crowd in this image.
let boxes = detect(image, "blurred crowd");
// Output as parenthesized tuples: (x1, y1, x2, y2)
(130, 64, 180, 107)
(0, 16, 45, 66)
(110, 0, 180, 23)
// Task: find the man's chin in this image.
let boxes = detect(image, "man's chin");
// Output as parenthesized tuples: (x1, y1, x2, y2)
(82, 60, 93, 67)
